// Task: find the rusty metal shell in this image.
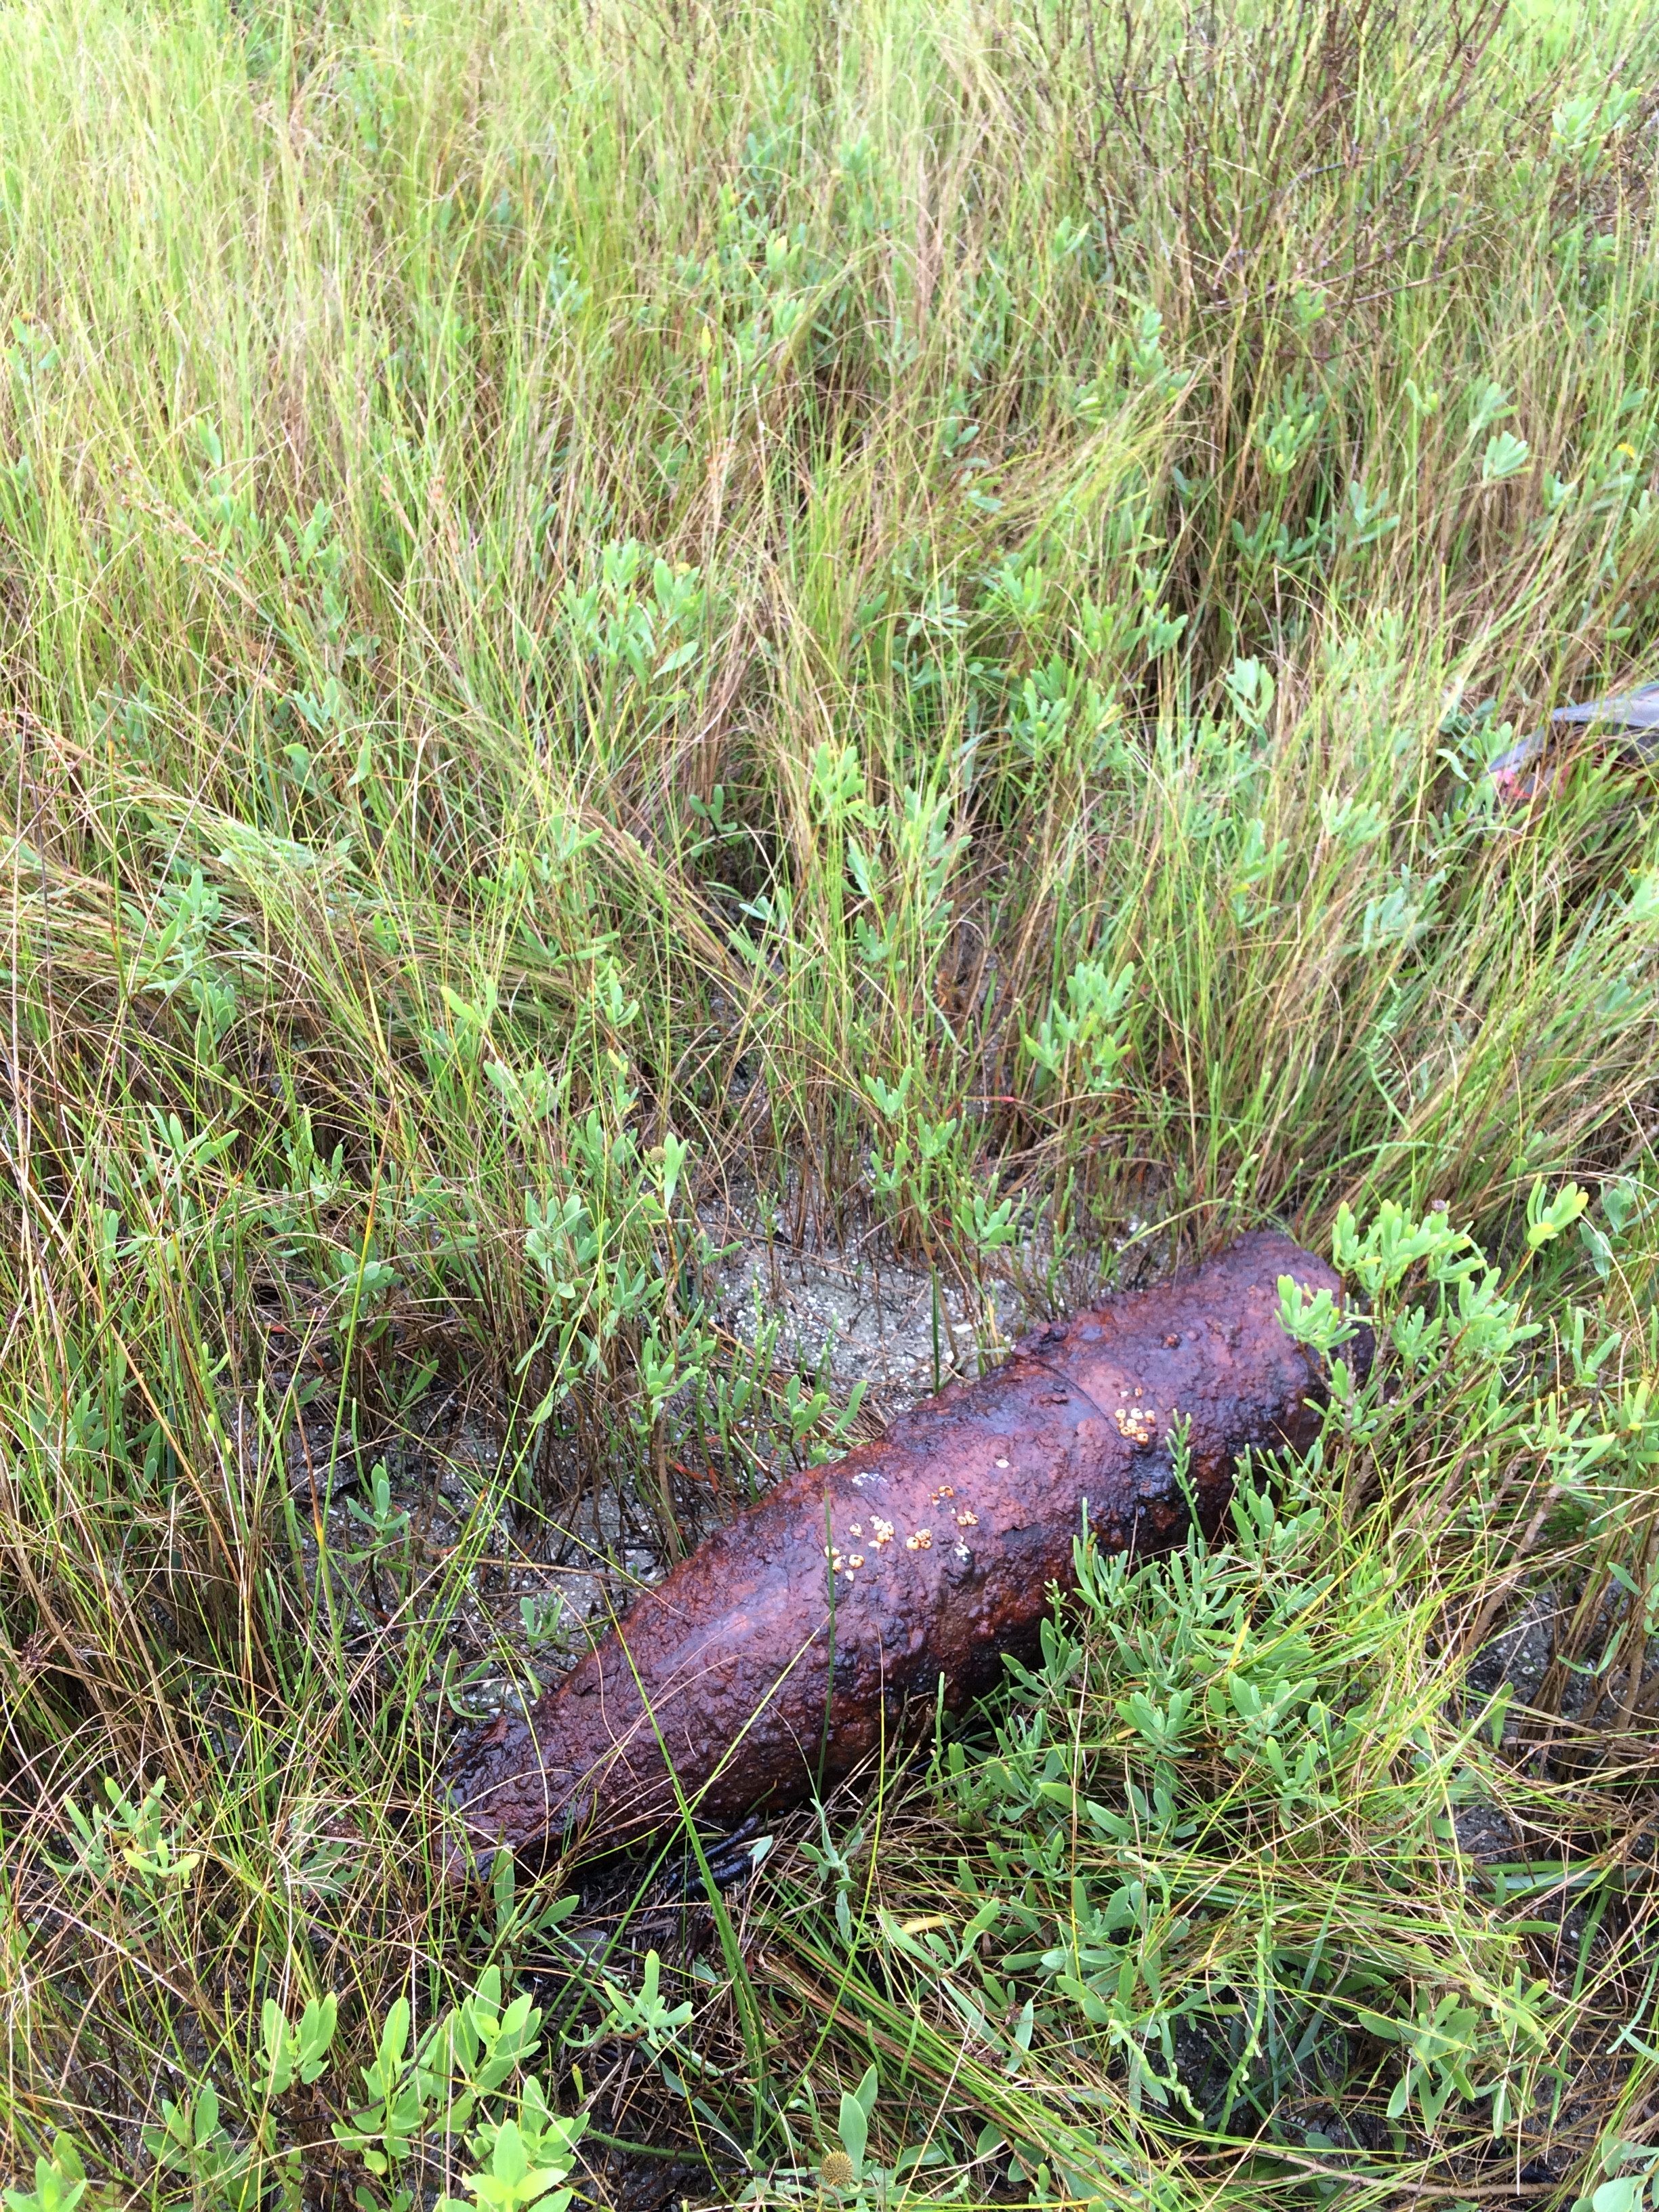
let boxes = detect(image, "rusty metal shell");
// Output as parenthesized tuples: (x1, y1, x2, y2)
(445, 1231, 1354, 1870)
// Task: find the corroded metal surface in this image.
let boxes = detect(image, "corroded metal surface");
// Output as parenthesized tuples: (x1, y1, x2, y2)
(446, 1231, 1352, 1870)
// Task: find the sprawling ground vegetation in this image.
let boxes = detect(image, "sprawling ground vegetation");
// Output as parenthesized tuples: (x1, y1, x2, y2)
(4, 0, 1659, 2202)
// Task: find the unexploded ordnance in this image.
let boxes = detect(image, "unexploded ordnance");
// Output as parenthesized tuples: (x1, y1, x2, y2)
(445, 1231, 1357, 1872)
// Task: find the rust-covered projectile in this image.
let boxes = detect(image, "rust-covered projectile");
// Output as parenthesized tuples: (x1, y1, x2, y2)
(446, 1231, 1351, 1868)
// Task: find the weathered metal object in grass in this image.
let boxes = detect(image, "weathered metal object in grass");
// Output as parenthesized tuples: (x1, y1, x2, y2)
(1486, 678, 1659, 801)
(445, 1230, 1353, 1872)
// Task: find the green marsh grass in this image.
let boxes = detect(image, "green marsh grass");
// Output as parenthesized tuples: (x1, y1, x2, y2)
(3, 0, 1659, 2200)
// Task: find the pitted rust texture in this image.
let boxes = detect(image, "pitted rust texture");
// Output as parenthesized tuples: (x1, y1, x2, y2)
(446, 1231, 1355, 1869)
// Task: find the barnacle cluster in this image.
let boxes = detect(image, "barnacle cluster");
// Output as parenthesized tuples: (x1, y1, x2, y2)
(1113, 1385, 1158, 1446)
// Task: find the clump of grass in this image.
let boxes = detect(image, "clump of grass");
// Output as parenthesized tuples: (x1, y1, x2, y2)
(1, 0, 1659, 2200)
